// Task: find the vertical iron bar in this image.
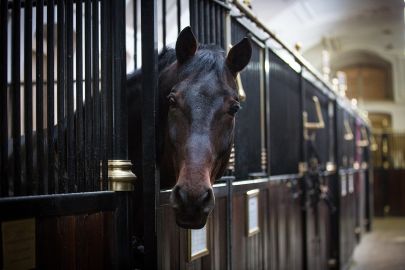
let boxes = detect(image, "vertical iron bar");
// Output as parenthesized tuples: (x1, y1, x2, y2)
(0, 0, 8, 196)
(12, 0, 22, 196)
(36, 0, 45, 194)
(111, 0, 127, 159)
(111, 0, 131, 268)
(57, 0, 66, 193)
(198, 0, 203, 43)
(84, 0, 92, 191)
(210, 2, 215, 44)
(100, 0, 112, 190)
(66, 0, 75, 192)
(133, 0, 137, 70)
(189, 0, 197, 37)
(92, 0, 100, 190)
(176, 0, 180, 34)
(141, 0, 159, 268)
(225, 176, 234, 270)
(162, 0, 166, 47)
(47, 0, 55, 194)
(204, 0, 209, 43)
(216, 5, 221, 47)
(76, 0, 84, 192)
(219, 6, 224, 48)
(299, 68, 308, 270)
(24, 0, 33, 195)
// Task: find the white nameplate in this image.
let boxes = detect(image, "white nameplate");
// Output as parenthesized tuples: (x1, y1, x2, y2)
(188, 224, 209, 261)
(341, 175, 347, 197)
(348, 174, 354, 194)
(247, 189, 260, 236)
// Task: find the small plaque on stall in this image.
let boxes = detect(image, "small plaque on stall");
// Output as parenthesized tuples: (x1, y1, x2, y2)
(187, 224, 209, 261)
(348, 174, 354, 194)
(246, 189, 260, 236)
(2, 218, 36, 270)
(341, 175, 347, 197)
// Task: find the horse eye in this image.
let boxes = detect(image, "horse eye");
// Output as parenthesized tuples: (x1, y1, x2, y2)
(167, 93, 177, 107)
(228, 103, 241, 116)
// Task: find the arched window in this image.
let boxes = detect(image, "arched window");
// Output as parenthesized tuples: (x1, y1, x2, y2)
(332, 51, 393, 101)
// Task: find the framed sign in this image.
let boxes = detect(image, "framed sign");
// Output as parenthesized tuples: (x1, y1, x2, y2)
(2, 218, 36, 270)
(341, 175, 347, 197)
(348, 174, 354, 194)
(246, 189, 260, 236)
(187, 224, 209, 261)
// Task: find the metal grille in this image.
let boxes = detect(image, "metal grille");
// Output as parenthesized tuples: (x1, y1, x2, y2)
(303, 79, 331, 166)
(268, 50, 301, 175)
(0, 0, 127, 197)
(231, 19, 265, 180)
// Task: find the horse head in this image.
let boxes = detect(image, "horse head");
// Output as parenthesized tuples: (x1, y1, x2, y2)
(159, 27, 251, 229)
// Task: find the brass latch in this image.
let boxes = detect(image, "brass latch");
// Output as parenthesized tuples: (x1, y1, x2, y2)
(344, 119, 353, 141)
(357, 127, 369, 147)
(303, 96, 325, 140)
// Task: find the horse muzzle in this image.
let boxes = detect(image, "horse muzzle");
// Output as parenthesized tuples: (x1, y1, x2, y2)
(170, 185, 215, 229)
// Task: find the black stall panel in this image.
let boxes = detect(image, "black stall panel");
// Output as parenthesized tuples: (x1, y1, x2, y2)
(268, 51, 301, 175)
(232, 20, 265, 180)
(303, 79, 331, 166)
(190, 0, 228, 48)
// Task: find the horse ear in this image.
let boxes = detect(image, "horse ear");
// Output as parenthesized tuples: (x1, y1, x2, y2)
(176, 26, 198, 64)
(226, 37, 252, 77)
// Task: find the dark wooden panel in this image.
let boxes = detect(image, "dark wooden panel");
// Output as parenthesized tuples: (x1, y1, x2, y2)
(36, 212, 114, 270)
(373, 169, 405, 216)
(231, 188, 270, 270)
(373, 169, 385, 216)
(157, 197, 227, 270)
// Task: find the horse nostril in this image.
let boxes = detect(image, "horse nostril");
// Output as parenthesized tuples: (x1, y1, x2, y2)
(172, 185, 188, 206)
(199, 189, 214, 213)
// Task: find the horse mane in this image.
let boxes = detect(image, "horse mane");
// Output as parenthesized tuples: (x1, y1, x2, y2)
(160, 44, 226, 76)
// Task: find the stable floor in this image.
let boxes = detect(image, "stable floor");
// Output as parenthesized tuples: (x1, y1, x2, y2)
(350, 217, 405, 270)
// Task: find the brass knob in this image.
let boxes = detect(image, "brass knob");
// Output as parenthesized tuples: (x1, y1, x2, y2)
(108, 160, 137, 191)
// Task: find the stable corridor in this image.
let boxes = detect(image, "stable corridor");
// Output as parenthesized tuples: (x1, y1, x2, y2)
(351, 218, 405, 270)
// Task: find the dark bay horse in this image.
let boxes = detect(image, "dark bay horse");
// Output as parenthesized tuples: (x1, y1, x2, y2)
(127, 27, 251, 229)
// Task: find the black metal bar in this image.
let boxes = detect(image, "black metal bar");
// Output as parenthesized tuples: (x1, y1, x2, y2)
(210, 1, 215, 44)
(36, 0, 45, 194)
(0, 191, 117, 221)
(176, 0, 180, 34)
(111, 1, 130, 267)
(47, 0, 55, 194)
(12, 0, 22, 196)
(219, 6, 224, 47)
(162, 0, 166, 47)
(57, 0, 66, 193)
(189, 0, 197, 37)
(84, 0, 93, 190)
(216, 5, 221, 46)
(299, 69, 308, 270)
(100, 0, 112, 190)
(225, 176, 234, 270)
(141, 0, 159, 268)
(204, 0, 209, 43)
(76, 0, 84, 192)
(111, 0, 127, 159)
(24, 0, 33, 195)
(198, 0, 204, 43)
(66, 0, 75, 192)
(92, 0, 100, 191)
(114, 192, 133, 269)
(133, 0, 137, 70)
(0, 0, 8, 197)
